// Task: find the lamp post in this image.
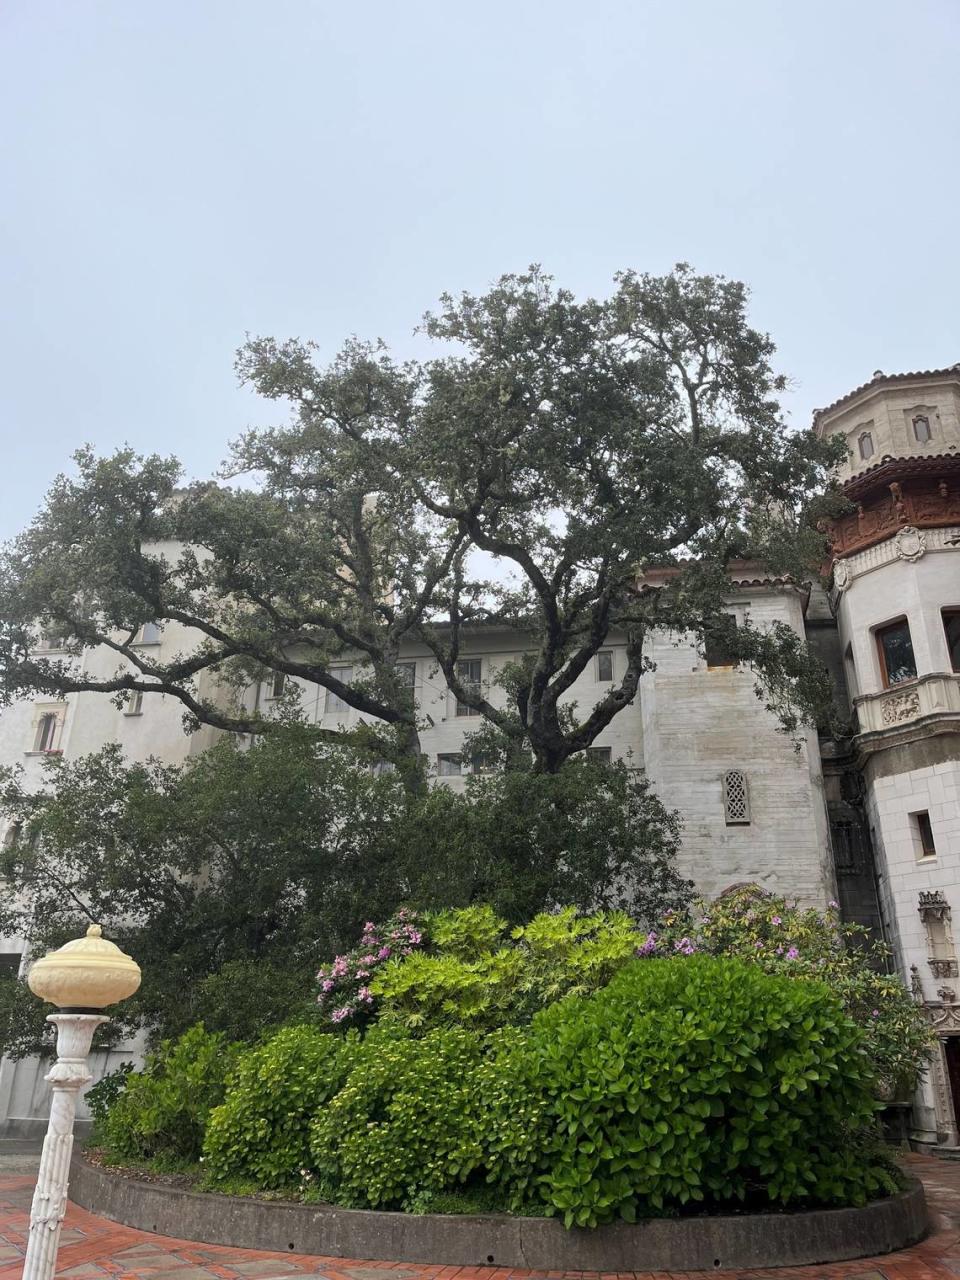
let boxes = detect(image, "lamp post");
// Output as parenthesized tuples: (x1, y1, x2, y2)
(21, 924, 141, 1280)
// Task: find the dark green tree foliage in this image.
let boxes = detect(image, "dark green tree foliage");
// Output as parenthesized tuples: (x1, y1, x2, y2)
(0, 735, 687, 1054)
(0, 267, 845, 778)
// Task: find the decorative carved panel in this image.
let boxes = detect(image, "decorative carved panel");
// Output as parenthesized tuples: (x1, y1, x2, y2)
(881, 689, 921, 725)
(823, 463, 960, 559)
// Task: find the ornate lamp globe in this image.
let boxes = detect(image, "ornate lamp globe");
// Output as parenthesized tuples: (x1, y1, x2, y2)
(27, 924, 141, 1011)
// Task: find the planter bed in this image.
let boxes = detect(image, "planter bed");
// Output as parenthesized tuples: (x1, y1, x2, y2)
(69, 1151, 929, 1271)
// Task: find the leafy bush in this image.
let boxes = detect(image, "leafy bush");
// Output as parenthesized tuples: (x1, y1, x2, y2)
(86, 1061, 135, 1127)
(520, 956, 896, 1226)
(309, 1025, 485, 1209)
(97, 1025, 239, 1166)
(370, 905, 645, 1032)
(203, 1026, 358, 1188)
(655, 885, 932, 1095)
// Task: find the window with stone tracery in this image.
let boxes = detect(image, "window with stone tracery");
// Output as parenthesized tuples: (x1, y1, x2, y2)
(912, 414, 932, 443)
(919, 891, 959, 980)
(722, 770, 750, 825)
(858, 431, 875, 460)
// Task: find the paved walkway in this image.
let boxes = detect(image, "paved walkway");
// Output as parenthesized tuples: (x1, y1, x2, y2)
(1, 1154, 960, 1280)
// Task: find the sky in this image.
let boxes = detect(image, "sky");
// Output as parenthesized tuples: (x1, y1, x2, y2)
(1, 0, 958, 542)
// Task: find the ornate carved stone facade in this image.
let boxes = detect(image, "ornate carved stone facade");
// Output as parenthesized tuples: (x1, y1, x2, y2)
(821, 457, 960, 560)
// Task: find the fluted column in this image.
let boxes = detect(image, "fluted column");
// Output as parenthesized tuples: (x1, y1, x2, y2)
(21, 1014, 107, 1280)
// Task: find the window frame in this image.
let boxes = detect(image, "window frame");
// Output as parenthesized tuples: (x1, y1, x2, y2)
(722, 769, 750, 825)
(914, 811, 937, 860)
(455, 658, 482, 717)
(857, 431, 875, 460)
(33, 712, 59, 753)
(943, 608, 960, 674)
(596, 650, 614, 682)
(324, 666, 354, 715)
(266, 671, 286, 700)
(912, 414, 932, 443)
(124, 689, 144, 716)
(135, 621, 162, 646)
(436, 753, 463, 777)
(586, 746, 612, 765)
(874, 616, 918, 688)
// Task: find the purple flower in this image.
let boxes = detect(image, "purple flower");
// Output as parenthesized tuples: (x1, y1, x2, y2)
(828, 899, 839, 909)
(754, 940, 764, 949)
(786, 947, 800, 960)
(360, 954, 375, 966)
(636, 931, 658, 957)
(331, 1007, 352, 1024)
(377, 946, 391, 960)
(871, 1009, 880, 1018)
(321, 979, 334, 992)
(771, 915, 782, 926)
(358, 986, 373, 1003)
(673, 937, 696, 955)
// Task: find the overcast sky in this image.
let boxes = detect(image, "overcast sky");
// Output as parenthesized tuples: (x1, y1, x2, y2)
(1, 0, 958, 541)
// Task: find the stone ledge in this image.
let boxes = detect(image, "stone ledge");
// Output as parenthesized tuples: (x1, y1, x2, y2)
(69, 1152, 929, 1271)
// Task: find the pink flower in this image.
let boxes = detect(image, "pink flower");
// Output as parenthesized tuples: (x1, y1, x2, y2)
(786, 947, 800, 960)
(321, 979, 334, 992)
(360, 954, 375, 966)
(331, 1007, 351, 1024)
(358, 986, 373, 1003)
(871, 1009, 880, 1018)
(771, 915, 782, 926)
(828, 899, 839, 909)
(378, 946, 391, 960)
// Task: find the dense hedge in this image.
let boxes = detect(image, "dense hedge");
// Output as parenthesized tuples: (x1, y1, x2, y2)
(185, 956, 897, 1225)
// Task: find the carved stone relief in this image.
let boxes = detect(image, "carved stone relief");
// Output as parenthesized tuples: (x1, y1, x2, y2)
(881, 689, 921, 725)
(895, 525, 927, 561)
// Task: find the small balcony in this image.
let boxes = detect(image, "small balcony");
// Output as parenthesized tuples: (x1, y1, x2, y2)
(853, 672, 960, 738)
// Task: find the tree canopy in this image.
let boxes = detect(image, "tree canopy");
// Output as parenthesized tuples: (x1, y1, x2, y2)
(0, 265, 844, 777)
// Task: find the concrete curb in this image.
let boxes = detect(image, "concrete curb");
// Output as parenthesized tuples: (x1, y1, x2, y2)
(69, 1153, 929, 1270)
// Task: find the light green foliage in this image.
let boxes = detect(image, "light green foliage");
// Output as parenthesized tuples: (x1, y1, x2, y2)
(657, 885, 933, 1095)
(97, 1025, 239, 1166)
(523, 957, 897, 1227)
(203, 1026, 358, 1189)
(309, 1025, 485, 1209)
(370, 905, 646, 1031)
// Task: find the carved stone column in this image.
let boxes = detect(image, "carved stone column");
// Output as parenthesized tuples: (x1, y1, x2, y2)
(21, 1015, 107, 1280)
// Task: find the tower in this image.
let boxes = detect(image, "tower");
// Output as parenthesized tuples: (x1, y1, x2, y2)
(815, 364, 960, 1146)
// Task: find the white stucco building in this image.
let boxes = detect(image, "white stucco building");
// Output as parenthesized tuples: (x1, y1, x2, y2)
(1, 360, 958, 1144)
(815, 364, 960, 1147)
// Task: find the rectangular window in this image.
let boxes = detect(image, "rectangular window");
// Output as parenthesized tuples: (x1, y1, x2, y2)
(33, 713, 58, 753)
(875, 618, 917, 687)
(267, 671, 286, 699)
(596, 651, 614, 682)
(324, 666, 354, 714)
(437, 754, 462, 777)
(124, 689, 143, 716)
(915, 811, 937, 859)
(136, 621, 161, 645)
(944, 610, 960, 674)
(0, 954, 21, 979)
(397, 662, 416, 686)
(456, 659, 482, 716)
(586, 746, 612, 765)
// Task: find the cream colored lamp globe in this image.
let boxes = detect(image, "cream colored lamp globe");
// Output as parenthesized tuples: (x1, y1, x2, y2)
(27, 924, 141, 1010)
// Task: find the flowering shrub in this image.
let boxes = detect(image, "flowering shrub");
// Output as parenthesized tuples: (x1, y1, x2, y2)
(315, 909, 424, 1028)
(653, 885, 932, 1095)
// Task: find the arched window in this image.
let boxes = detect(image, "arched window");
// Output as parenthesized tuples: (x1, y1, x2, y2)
(913, 414, 932, 443)
(858, 432, 875, 460)
(722, 770, 750, 824)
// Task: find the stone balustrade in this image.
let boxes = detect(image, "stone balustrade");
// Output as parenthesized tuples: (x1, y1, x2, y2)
(854, 672, 960, 736)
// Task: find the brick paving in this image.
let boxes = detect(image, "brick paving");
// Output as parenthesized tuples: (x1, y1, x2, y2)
(1, 1154, 959, 1280)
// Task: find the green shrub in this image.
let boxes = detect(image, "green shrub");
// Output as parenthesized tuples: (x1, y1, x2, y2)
(86, 1061, 136, 1128)
(309, 1024, 485, 1209)
(656, 885, 933, 1095)
(97, 1025, 239, 1166)
(520, 956, 897, 1226)
(203, 1025, 358, 1188)
(370, 905, 645, 1032)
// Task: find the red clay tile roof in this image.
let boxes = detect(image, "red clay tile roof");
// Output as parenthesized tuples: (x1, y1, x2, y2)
(812, 364, 960, 426)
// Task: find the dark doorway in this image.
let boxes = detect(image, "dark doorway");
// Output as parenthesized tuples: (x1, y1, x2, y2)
(943, 1038, 960, 1133)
